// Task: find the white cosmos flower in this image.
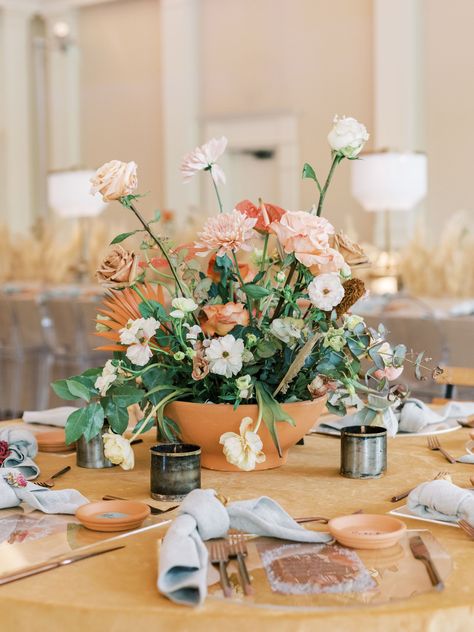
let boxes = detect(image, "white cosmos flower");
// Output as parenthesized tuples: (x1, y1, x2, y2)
(94, 360, 118, 396)
(307, 273, 345, 311)
(219, 417, 266, 471)
(327, 115, 369, 158)
(205, 334, 244, 378)
(181, 137, 227, 185)
(119, 317, 160, 366)
(102, 431, 135, 470)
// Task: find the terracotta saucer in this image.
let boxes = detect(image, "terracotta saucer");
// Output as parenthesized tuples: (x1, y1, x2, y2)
(328, 514, 406, 549)
(36, 429, 67, 446)
(75, 500, 150, 532)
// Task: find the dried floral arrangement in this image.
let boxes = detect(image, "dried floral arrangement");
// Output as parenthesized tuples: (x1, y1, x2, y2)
(52, 116, 435, 471)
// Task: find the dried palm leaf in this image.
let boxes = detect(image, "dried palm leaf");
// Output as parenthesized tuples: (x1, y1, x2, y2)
(273, 333, 320, 397)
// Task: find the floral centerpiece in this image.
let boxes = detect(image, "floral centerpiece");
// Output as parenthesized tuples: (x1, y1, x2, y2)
(52, 115, 435, 472)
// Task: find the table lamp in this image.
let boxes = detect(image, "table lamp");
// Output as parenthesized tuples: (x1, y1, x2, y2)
(48, 170, 108, 282)
(350, 151, 427, 293)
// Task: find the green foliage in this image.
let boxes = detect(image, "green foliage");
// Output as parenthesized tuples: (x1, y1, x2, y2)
(110, 230, 141, 244)
(255, 382, 295, 457)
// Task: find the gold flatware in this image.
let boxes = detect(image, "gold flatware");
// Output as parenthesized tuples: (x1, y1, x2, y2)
(390, 471, 450, 503)
(227, 533, 253, 596)
(409, 535, 444, 591)
(36, 466, 71, 488)
(427, 435, 456, 464)
(458, 519, 474, 539)
(295, 515, 329, 524)
(102, 495, 178, 515)
(209, 540, 232, 598)
(0, 545, 125, 586)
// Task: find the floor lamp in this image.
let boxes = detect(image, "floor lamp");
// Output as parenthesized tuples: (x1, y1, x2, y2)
(350, 151, 427, 292)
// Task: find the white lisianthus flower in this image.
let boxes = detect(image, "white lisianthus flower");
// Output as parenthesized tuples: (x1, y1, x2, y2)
(235, 374, 253, 399)
(119, 317, 160, 366)
(94, 360, 118, 396)
(270, 317, 305, 346)
(171, 297, 198, 313)
(181, 137, 227, 185)
(219, 417, 266, 471)
(169, 309, 185, 319)
(327, 115, 369, 158)
(183, 324, 202, 342)
(308, 273, 345, 311)
(205, 334, 244, 378)
(102, 431, 135, 470)
(344, 314, 365, 331)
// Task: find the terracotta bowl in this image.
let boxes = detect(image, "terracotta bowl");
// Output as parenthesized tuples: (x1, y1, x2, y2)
(165, 397, 326, 471)
(75, 500, 150, 532)
(328, 514, 407, 549)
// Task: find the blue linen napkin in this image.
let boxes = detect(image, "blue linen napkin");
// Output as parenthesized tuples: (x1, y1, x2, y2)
(22, 407, 79, 428)
(0, 468, 88, 514)
(407, 479, 474, 525)
(0, 428, 39, 479)
(157, 488, 333, 607)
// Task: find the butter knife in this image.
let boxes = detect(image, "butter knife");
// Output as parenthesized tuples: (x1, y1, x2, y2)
(409, 535, 444, 591)
(0, 545, 125, 586)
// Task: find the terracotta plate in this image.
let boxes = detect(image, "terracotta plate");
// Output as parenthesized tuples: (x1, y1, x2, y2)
(75, 500, 150, 532)
(328, 514, 406, 549)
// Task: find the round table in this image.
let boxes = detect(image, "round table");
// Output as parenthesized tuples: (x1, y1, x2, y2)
(1, 423, 474, 631)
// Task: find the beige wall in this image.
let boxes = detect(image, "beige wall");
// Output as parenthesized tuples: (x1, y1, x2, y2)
(423, 0, 474, 236)
(79, 0, 162, 225)
(200, 0, 374, 238)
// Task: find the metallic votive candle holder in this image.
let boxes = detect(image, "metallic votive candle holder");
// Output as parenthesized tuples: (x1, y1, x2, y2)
(150, 443, 201, 501)
(340, 425, 387, 479)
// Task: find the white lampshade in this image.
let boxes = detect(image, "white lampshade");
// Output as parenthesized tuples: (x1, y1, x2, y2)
(351, 152, 427, 212)
(48, 170, 108, 218)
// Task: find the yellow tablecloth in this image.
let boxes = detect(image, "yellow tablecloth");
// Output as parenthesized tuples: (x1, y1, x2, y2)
(1, 424, 474, 631)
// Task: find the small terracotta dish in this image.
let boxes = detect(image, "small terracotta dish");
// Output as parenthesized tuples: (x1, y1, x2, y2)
(75, 500, 150, 532)
(36, 429, 75, 452)
(328, 514, 406, 549)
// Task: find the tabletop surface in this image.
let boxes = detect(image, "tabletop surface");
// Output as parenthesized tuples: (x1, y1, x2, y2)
(1, 422, 474, 632)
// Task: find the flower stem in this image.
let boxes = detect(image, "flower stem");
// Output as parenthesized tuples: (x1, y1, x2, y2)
(210, 171, 224, 213)
(232, 250, 254, 325)
(271, 260, 297, 321)
(316, 154, 340, 217)
(260, 233, 269, 273)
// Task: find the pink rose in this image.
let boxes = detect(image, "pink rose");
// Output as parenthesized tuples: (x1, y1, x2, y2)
(270, 211, 346, 273)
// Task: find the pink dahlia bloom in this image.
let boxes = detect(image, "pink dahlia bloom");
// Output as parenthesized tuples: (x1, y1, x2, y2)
(181, 137, 227, 185)
(195, 209, 257, 257)
(270, 210, 347, 273)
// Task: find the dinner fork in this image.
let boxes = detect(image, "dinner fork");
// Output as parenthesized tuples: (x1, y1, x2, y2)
(209, 540, 232, 598)
(36, 466, 71, 488)
(227, 533, 253, 596)
(458, 519, 474, 540)
(427, 435, 456, 464)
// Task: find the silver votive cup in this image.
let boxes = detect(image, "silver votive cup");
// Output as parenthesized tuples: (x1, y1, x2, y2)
(340, 425, 387, 479)
(150, 443, 201, 501)
(76, 423, 115, 469)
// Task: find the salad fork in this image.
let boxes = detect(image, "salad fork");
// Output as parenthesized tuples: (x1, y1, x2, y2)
(427, 435, 456, 464)
(209, 540, 232, 598)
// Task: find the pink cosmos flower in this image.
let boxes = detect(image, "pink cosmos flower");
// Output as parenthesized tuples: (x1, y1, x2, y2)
(181, 137, 228, 185)
(270, 210, 347, 274)
(194, 209, 257, 257)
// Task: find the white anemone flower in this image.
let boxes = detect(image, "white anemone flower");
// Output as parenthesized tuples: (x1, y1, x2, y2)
(307, 273, 345, 311)
(181, 137, 227, 185)
(205, 334, 244, 378)
(102, 431, 135, 470)
(94, 360, 118, 396)
(119, 317, 160, 366)
(219, 417, 266, 471)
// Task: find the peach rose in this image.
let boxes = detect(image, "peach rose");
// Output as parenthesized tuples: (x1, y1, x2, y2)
(236, 199, 286, 233)
(200, 302, 249, 336)
(90, 160, 138, 201)
(96, 245, 139, 288)
(270, 210, 346, 273)
(207, 254, 252, 284)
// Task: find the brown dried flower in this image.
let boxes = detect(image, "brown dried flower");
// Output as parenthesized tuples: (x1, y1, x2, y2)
(307, 375, 338, 399)
(335, 278, 366, 318)
(192, 342, 210, 381)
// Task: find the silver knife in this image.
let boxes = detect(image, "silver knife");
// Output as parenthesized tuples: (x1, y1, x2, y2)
(0, 544, 126, 586)
(409, 535, 444, 591)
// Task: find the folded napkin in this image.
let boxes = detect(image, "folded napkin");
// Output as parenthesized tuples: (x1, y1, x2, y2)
(317, 398, 474, 437)
(158, 489, 333, 607)
(456, 439, 474, 464)
(0, 428, 39, 479)
(22, 407, 78, 428)
(407, 479, 474, 525)
(0, 468, 88, 514)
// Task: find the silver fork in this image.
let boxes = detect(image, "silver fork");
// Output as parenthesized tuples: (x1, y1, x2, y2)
(227, 534, 253, 596)
(458, 519, 474, 540)
(427, 436, 456, 464)
(209, 540, 232, 598)
(36, 466, 71, 488)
